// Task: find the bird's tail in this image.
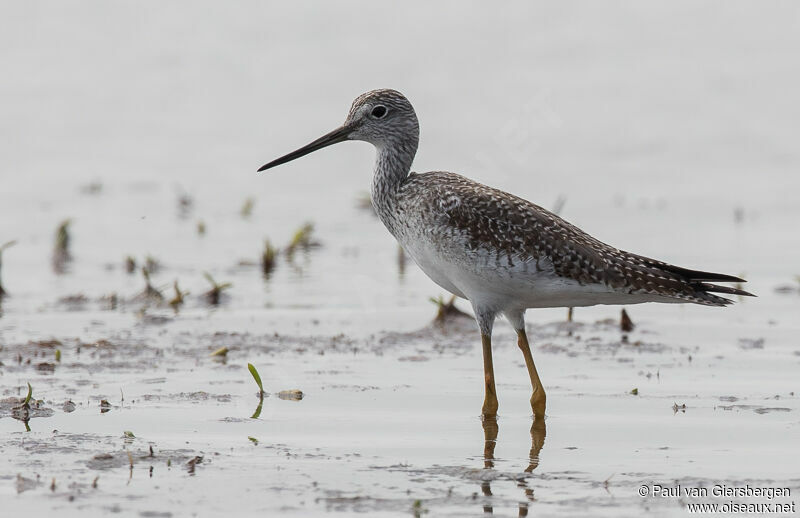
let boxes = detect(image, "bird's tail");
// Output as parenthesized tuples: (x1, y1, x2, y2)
(656, 265, 755, 306)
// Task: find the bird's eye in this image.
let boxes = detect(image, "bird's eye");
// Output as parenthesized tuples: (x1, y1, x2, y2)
(371, 105, 387, 118)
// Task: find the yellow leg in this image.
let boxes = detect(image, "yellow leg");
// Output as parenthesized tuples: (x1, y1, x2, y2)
(516, 328, 546, 420)
(481, 333, 499, 417)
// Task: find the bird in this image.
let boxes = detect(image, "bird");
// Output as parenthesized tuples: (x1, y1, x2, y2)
(258, 89, 753, 421)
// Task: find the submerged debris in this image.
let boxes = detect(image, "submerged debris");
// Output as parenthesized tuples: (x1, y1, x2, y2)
(186, 456, 203, 475)
(620, 309, 634, 332)
(52, 219, 72, 274)
(774, 276, 800, 295)
(277, 389, 304, 401)
(672, 402, 687, 414)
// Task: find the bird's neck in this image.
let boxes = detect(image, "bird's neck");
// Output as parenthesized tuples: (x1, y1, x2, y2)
(370, 138, 417, 224)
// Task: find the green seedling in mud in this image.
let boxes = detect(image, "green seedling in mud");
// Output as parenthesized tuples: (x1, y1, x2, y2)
(210, 347, 229, 357)
(630, 388, 639, 396)
(168, 280, 189, 312)
(124, 256, 137, 274)
(123, 431, 135, 439)
(55, 349, 61, 362)
(197, 220, 206, 236)
(0, 240, 17, 298)
(140, 267, 164, 303)
(11, 383, 33, 431)
(52, 219, 72, 273)
(240, 197, 255, 218)
(286, 222, 318, 257)
(22, 382, 32, 407)
(248, 363, 265, 419)
(203, 272, 232, 305)
(248, 436, 259, 445)
(261, 239, 277, 277)
(248, 363, 264, 394)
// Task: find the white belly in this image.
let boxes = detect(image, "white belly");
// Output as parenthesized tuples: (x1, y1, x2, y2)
(403, 239, 667, 311)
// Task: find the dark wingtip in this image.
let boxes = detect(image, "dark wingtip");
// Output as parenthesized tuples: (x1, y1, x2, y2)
(698, 282, 756, 298)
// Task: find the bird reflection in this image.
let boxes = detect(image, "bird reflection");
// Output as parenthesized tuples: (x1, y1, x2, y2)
(479, 416, 546, 515)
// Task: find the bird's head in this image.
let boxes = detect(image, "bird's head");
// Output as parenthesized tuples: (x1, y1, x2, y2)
(257, 89, 419, 172)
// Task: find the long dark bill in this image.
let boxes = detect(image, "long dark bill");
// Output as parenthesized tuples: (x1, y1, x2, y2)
(257, 125, 351, 172)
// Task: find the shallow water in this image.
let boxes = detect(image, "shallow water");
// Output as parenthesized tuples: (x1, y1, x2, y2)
(2, 2, 800, 517)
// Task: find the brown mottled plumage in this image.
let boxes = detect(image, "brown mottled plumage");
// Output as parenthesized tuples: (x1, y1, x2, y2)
(401, 171, 750, 306)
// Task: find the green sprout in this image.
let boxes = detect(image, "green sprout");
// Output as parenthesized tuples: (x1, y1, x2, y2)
(168, 280, 189, 312)
(261, 240, 277, 277)
(203, 272, 232, 305)
(248, 363, 264, 394)
(248, 363, 264, 419)
(23, 382, 32, 407)
(286, 222, 316, 257)
(141, 267, 164, 303)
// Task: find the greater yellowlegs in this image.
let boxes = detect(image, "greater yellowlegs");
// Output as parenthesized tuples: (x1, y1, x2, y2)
(258, 89, 753, 420)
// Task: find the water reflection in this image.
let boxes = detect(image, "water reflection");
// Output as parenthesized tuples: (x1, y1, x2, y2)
(479, 417, 546, 515)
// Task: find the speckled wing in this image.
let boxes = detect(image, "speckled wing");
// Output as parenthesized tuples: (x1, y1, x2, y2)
(409, 171, 753, 306)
